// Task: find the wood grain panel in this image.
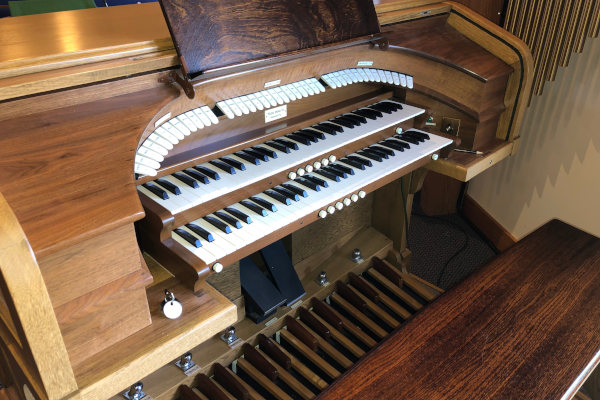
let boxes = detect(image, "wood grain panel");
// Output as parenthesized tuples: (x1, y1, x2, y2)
(320, 220, 600, 400)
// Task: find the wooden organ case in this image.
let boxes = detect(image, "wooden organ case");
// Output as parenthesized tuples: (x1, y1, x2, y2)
(0, 1, 539, 399)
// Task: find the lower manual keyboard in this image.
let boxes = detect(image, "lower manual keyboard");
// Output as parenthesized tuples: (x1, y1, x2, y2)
(170, 129, 452, 267)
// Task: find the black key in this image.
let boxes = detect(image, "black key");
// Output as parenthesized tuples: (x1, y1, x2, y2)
(215, 211, 242, 229)
(273, 138, 299, 150)
(252, 146, 278, 159)
(293, 131, 319, 143)
(281, 183, 308, 198)
(381, 140, 405, 152)
(174, 228, 201, 247)
(240, 200, 268, 216)
(406, 129, 430, 140)
(264, 190, 291, 205)
(155, 178, 181, 195)
(142, 183, 169, 199)
(304, 174, 329, 188)
(294, 177, 321, 191)
(348, 155, 373, 167)
(299, 128, 325, 140)
(319, 121, 344, 133)
(272, 186, 300, 202)
(184, 169, 210, 184)
(203, 215, 232, 234)
(172, 172, 199, 188)
(323, 166, 347, 179)
(209, 160, 236, 174)
(241, 149, 269, 162)
(286, 133, 312, 146)
(339, 157, 366, 170)
(312, 123, 337, 136)
(249, 196, 277, 212)
(265, 141, 291, 154)
(371, 145, 394, 156)
(332, 116, 358, 127)
(224, 207, 253, 224)
(329, 163, 354, 175)
(358, 150, 383, 162)
(220, 156, 246, 171)
(353, 108, 382, 119)
(235, 151, 261, 165)
(396, 134, 419, 145)
(194, 165, 220, 180)
(390, 138, 411, 149)
(380, 101, 402, 111)
(367, 103, 393, 114)
(186, 223, 214, 242)
(364, 147, 389, 160)
(344, 113, 367, 124)
(314, 169, 341, 182)
(403, 132, 425, 143)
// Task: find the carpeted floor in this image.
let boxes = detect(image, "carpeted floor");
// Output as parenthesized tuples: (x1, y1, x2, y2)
(407, 195, 497, 290)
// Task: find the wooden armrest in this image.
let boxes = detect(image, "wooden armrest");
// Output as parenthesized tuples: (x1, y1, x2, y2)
(319, 219, 600, 400)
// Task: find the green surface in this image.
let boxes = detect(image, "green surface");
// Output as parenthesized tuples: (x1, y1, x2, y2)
(9, 0, 96, 16)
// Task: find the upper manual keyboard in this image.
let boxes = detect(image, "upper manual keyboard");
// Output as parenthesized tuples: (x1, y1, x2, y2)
(137, 100, 424, 215)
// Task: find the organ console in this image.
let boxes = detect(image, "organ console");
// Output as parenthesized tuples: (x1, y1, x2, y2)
(3, 1, 596, 400)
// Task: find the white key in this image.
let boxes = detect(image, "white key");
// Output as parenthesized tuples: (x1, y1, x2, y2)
(262, 91, 278, 107)
(162, 121, 186, 140)
(275, 88, 290, 103)
(178, 114, 197, 132)
(240, 96, 257, 113)
(226, 99, 243, 116)
(312, 78, 326, 93)
(201, 106, 219, 124)
(147, 132, 174, 150)
(281, 85, 297, 101)
(340, 71, 353, 85)
(185, 111, 205, 130)
(287, 84, 303, 100)
(346, 69, 358, 83)
(332, 72, 347, 86)
(399, 74, 407, 87)
(358, 68, 369, 82)
(135, 154, 160, 169)
(216, 101, 236, 119)
(322, 74, 337, 89)
(172, 232, 217, 264)
(305, 79, 319, 95)
(179, 223, 227, 260)
(154, 126, 180, 144)
(350, 69, 362, 82)
(234, 97, 250, 115)
(247, 94, 264, 110)
(406, 75, 414, 89)
(266, 89, 283, 105)
(377, 69, 387, 83)
(384, 71, 394, 84)
(137, 145, 164, 162)
(134, 163, 157, 176)
(392, 72, 401, 86)
(193, 108, 212, 127)
(172, 118, 191, 136)
(294, 82, 309, 98)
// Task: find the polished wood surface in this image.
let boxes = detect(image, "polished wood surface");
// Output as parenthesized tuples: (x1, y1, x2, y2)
(158, 0, 380, 77)
(320, 220, 600, 400)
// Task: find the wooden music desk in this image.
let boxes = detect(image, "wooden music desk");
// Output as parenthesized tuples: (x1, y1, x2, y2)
(319, 219, 600, 399)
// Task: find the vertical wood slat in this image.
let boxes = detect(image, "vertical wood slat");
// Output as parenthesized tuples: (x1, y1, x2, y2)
(503, 0, 600, 98)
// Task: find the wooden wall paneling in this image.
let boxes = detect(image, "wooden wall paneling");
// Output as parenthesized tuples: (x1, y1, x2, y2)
(0, 194, 77, 399)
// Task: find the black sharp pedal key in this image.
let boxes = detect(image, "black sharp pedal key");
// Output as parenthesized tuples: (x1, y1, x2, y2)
(304, 174, 329, 188)
(294, 131, 319, 143)
(220, 156, 246, 171)
(344, 113, 367, 124)
(240, 200, 268, 216)
(234, 151, 261, 165)
(330, 163, 355, 175)
(286, 133, 312, 146)
(225, 207, 253, 224)
(358, 150, 383, 162)
(273, 138, 299, 150)
(184, 169, 210, 184)
(242, 149, 269, 162)
(186, 223, 214, 242)
(366, 147, 389, 159)
(294, 177, 321, 191)
(174, 228, 201, 247)
(272, 186, 300, 201)
(249, 196, 277, 212)
(348, 155, 373, 167)
(209, 160, 236, 174)
(339, 157, 366, 170)
(264, 190, 291, 205)
(314, 169, 341, 182)
(265, 141, 291, 154)
(172, 172, 199, 188)
(215, 211, 243, 229)
(252, 146, 278, 159)
(203, 215, 232, 234)
(281, 183, 308, 198)
(155, 178, 181, 195)
(371, 145, 394, 156)
(381, 140, 405, 152)
(142, 183, 169, 199)
(194, 165, 220, 180)
(323, 166, 347, 178)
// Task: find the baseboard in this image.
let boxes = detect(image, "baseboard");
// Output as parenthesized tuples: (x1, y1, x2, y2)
(461, 195, 517, 252)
